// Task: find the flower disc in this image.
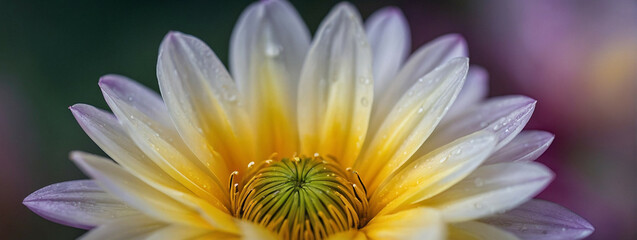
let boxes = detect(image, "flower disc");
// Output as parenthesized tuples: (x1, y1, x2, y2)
(235, 157, 366, 239)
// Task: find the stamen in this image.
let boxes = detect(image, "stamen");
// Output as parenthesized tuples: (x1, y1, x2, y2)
(231, 157, 368, 239)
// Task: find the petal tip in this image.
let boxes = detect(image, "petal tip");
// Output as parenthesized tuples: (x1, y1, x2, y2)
(97, 74, 125, 89)
(332, 2, 358, 18)
(69, 151, 85, 163)
(69, 103, 88, 113)
(377, 6, 403, 17)
(163, 30, 184, 43)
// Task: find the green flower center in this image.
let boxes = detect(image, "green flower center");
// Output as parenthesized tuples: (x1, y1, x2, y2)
(232, 157, 368, 239)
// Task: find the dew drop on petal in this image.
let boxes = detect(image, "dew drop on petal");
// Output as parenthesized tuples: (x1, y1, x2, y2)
(360, 97, 369, 107)
(473, 178, 484, 187)
(265, 44, 282, 57)
(452, 148, 462, 155)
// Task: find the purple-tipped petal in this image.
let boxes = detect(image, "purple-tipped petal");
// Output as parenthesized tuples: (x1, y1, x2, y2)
(485, 130, 555, 165)
(69, 104, 187, 192)
(444, 65, 489, 121)
(421, 162, 554, 222)
(98, 74, 172, 129)
(481, 199, 594, 240)
(99, 74, 229, 205)
(421, 95, 536, 154)
(365, 6, 411, 97)
(23, 180, 138, 229)
(370, 34, 468, 138)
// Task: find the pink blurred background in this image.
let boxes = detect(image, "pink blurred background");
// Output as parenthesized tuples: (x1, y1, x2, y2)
(403, 0, 637, 238)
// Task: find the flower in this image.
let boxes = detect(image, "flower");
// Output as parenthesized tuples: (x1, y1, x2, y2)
(23, 1, 593, 239)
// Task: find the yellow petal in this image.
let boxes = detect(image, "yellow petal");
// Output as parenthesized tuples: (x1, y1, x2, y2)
(157, 31, 256, 178)
(230, 0, 310, 158)
(145, 225, 216, 240)
(448, 221, 519, 240)
(297, 3, 373, 168)
(236, 220, 279, 240)
(70, 104, 191, 198)
(80, 215, 165, 240)
(371, 131, 496, 216)
(362, 208, 445, 240)
(99, 75, 228, 209)
(356, 57, 469, 191)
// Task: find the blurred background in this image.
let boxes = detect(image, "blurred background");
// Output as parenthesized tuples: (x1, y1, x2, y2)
(0, 0, 635, 239)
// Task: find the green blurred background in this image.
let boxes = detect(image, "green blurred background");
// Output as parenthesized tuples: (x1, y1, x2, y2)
(1, 0, 635, 239)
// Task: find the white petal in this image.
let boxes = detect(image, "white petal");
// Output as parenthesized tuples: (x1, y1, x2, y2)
(157, 31, 254, 178)
(449, 221, 520, 240)
(23, 180, 139, 229)
(370, 34, 467, 136)
(444, 65, 489, 121)
(480, 199, 594, 240)
(371, 130, 496, 216)
(356, 58, 469, 191)
(365, 7, 410, 97)
(421, 162, 554, 222)
(230, 0, 310, 157)
(70, 104, 189, 194)
(297, 3, 373, 167)
(71, 152, 212, 228)
(421, 95, 536, 154)
(99, 75, 227, 207)
(363, 208, 445, 240)
(80, 215, 165, 240)
(484, 131, 554, 165)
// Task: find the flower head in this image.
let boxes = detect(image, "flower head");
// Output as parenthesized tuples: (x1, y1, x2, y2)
(24, 1, 593, 239)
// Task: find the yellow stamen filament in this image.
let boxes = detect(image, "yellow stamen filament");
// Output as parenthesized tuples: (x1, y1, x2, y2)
(230, 156, 368, 239)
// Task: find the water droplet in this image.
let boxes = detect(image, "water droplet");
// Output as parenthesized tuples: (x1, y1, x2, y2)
(452, 148, 462, 155)
(360, 97, 369, 107)
(247, 161, 255, 168)
(225, 93, 237, 102)
(265, 44, 282, 57)
(474, 178, 484, 187)
(417, 107, 424, 113)
(358, 76, 371, 85)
